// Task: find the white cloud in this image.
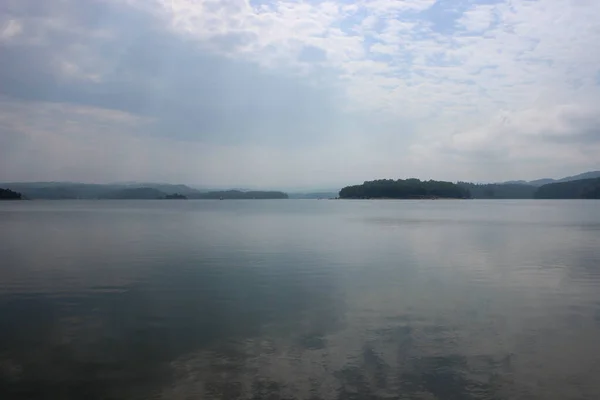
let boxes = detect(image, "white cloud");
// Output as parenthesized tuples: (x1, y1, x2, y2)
(456, 5, 496, 32)
(369, 42, 396, 55)
(0, 19, 22, 40)
(144, 0, 600, 125)
(361, 0, 437, 14)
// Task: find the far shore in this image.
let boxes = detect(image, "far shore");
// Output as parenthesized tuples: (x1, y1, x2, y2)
(334, 197, 468, 200)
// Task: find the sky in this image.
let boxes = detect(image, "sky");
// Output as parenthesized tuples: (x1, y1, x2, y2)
(1, 0, 599, 189)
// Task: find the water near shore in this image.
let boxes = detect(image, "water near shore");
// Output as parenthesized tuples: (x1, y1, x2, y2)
(1, 200, 599, 399)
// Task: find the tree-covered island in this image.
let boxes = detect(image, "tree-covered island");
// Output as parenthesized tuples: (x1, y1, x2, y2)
(339, 179, 470, 199)
(0, 188, 23, 200)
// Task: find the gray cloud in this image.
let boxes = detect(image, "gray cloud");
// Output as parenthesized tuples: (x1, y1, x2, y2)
(0, 0, 351, 148)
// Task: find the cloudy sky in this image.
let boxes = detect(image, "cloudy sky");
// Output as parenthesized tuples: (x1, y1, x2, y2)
(1, 0, 599, 188)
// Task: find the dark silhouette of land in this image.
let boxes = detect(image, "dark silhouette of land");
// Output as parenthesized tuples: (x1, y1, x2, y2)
(99, 188, 288, 200)
(339, 179, 470, 199)
(190, 190, 288, 200)
(503, 170, 600, 186)
(99, 187, 167, 200)
(164, 193, 187, 200)
(1, 171, 599, 200)
(458, 173, 600, 199)
(457, 182, 536, 199)
(534, 178, 600, 199)
(0, 183, 288, 200)
(288, 191, 338, 199)
(339, 171, 600, 200)
(0, 188, 23, 200)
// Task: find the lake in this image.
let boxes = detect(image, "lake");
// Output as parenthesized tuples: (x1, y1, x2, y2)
(1, 200, 599, 399)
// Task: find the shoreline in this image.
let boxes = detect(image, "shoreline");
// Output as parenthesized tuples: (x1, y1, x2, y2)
(335, 197, 468, 200)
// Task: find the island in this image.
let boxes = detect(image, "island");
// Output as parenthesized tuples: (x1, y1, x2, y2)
(163, 193, 187, 199)
(0, 188, 23, 200)
(339, 179, 470, 199)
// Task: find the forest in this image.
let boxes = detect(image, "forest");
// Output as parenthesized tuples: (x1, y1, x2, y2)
(457, 182, 536, 199)
(339, 179, 470, 199)
(0, 188, 23, 200)
(534, 178, 600, 199)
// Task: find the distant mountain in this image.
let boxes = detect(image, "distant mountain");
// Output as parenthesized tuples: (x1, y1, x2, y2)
(288, 192, 338, 199)
(5, 174, 598, 201)
(99, 187, 167, 200)
(457, 182, 536, 199)
(534, 178, 600, 199)
(0, 182, 289, 200)
(1, 183, 109, 199)
(164, 193, 187, 200)
(502, 171, 600, 187)
(0, 182, 202, 199)
(555, 171, 600, 183)
(528, 178, 556, 186)
(120, 183, 202, 196)
(502, 180, 529, 185)
(188, 190, 288, 199)
(95, 187, 287, 200)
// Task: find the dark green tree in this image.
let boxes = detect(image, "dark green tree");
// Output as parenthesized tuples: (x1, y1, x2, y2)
(535, 178, 600, 199)
(339, 179, 470, 199)
(0, 188, 23, 200)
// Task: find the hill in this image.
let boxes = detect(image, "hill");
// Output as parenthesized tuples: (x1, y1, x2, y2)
(164, 193, 187, 200)
(288, 191, 338, 199)
(339, 179, 469, 199)
(534, 178, 600, 199)
(528, 178, 556, 186)
(502, 170, 600, 187)
(189, 190, 288, 199)
(556, 171, 600, 183)
(457, 182, 536, 199)
(0, 182, 290, 200)
(0, 182, 203, 199)
(100, 187, 167, 199)
(123, 183, 201, 196)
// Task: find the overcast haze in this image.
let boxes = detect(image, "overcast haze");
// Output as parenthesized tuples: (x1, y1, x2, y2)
(1, 0, 599, 188)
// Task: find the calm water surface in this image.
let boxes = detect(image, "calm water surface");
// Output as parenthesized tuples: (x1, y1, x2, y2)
(1, 200, 599, 399)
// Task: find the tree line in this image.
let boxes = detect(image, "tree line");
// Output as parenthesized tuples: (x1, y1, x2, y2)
(534, 178, 600, 199)
(0, 188, 23, 200)
(456, 182, 536, 199)
(339, 178, 600, 200)
(3, 178, 599, 201)
(339, 179, 470, 199)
